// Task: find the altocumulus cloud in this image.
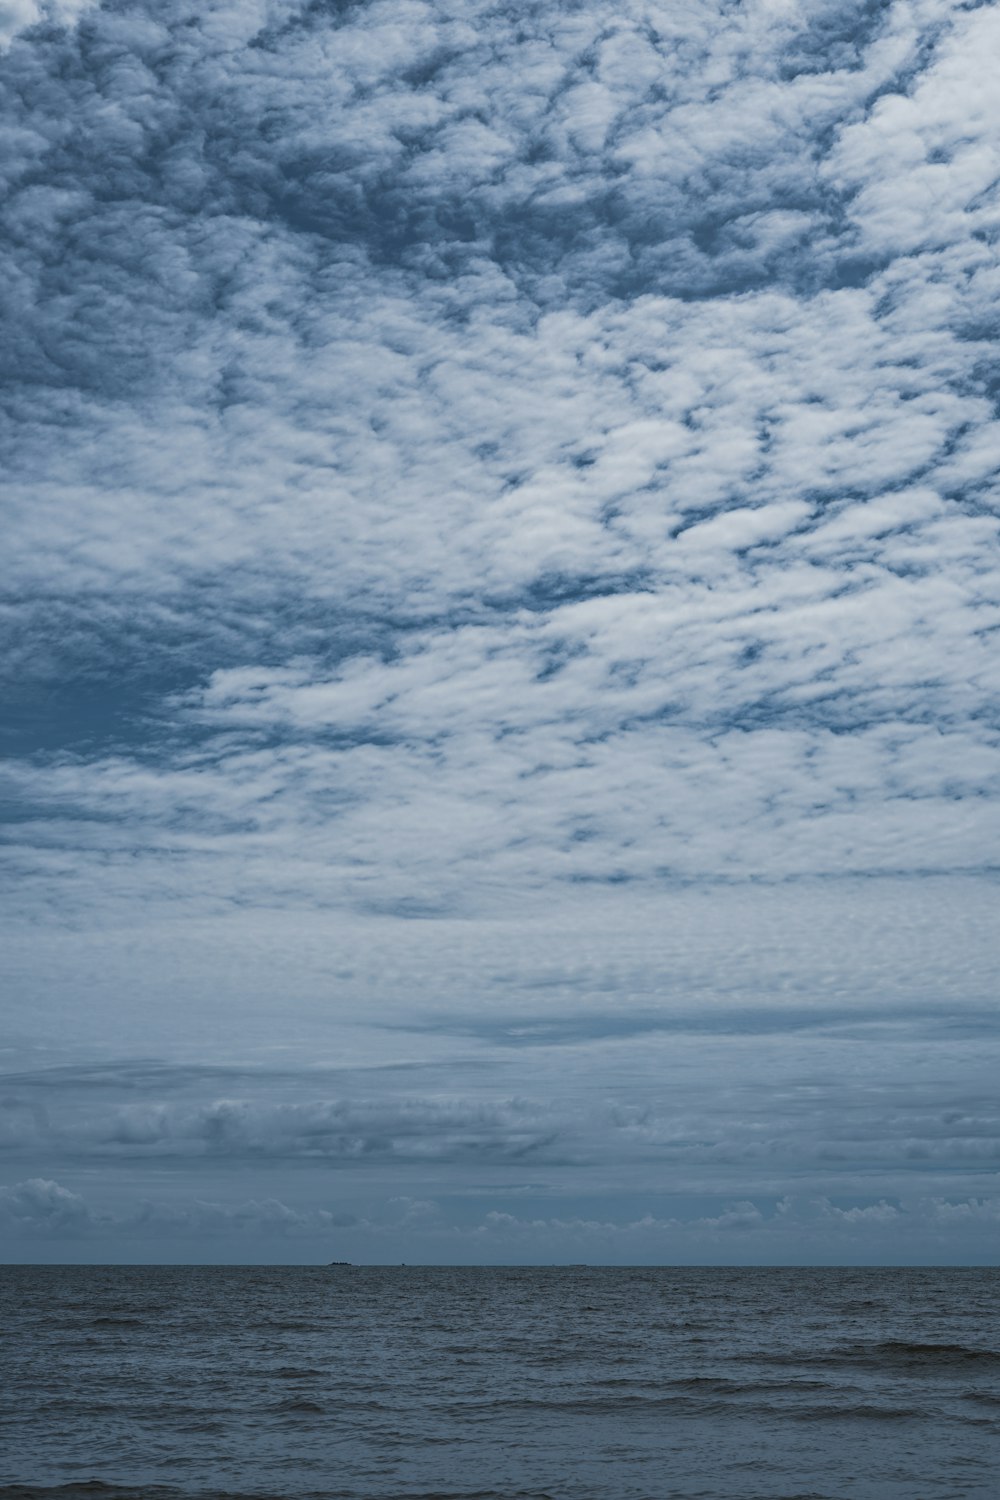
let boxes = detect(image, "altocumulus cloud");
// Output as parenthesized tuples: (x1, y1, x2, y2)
(2, 0, 1000, 1261)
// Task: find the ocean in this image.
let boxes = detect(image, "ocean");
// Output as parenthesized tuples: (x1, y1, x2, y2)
(1, 1266, 998, 1499)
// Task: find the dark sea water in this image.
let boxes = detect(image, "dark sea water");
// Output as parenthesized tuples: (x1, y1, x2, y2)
(2, 1266, 998, 1500)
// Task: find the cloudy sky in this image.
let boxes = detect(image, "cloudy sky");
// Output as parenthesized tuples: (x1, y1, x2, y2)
(2, 0, 1000, 1264)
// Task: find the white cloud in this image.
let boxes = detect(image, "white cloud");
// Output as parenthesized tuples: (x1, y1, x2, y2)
(3, 0, 1000, 1255)
(0, 0, 93, 51)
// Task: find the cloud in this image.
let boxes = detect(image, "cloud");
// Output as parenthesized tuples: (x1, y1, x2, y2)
(930, 1196, 1000, 1223)
(3, 0, 1000, 1258)
(0, 1175, 359, 1238)
(0, 1176, 93, 1231)
(0, 0, 93, 51)
(475, 1202, 767, 1240)
(132, 1194, 360, 1237)
(94, 1094, 559, 1162)
(4, 1032, 1000, 1222)
(5, 1174, 999, 1264)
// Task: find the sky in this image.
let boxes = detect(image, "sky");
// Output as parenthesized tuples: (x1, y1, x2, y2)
(2, 0, 999, 1265)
